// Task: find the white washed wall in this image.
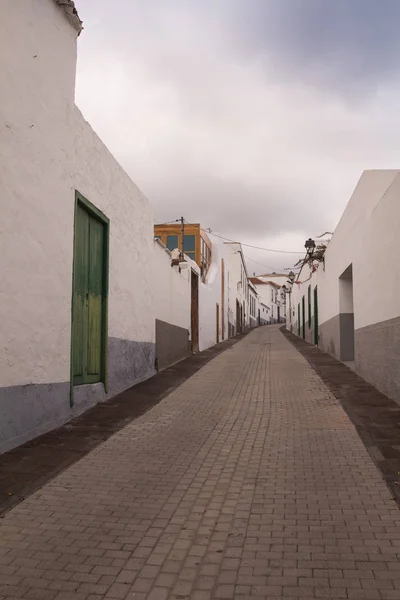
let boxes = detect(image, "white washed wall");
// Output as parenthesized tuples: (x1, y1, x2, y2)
(198, 241, 229, 351)
(1, 0, 78, 388)
(73, 109, 155, 349)
(0, 0, 155, 451)
(153, 241, 191, 331)
(290, 170, 400, 332)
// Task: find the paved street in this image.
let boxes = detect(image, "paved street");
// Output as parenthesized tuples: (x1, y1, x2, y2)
(1, 326, 400, 600)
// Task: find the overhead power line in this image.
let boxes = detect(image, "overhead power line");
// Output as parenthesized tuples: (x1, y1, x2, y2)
(243, 255, 288, 273)
(162, 219, 304, 255)
(201, 228, 304, 255)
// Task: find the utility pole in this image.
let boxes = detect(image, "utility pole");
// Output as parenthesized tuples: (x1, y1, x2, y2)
(180, 216, 185, 261)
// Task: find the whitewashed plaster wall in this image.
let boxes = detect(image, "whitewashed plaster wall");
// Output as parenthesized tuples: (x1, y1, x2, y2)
(0, 0, 155, 451)
(198, 241, 229, 351)
(290, 170, 400, 332)
(1, 0, 78, 388)
(153, 241, 191, 331)
(224, 243, 248, 328)
(72, 109, 155, 350)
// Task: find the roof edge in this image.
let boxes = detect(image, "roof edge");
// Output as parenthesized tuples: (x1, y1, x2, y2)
(54, 0, 83, 34)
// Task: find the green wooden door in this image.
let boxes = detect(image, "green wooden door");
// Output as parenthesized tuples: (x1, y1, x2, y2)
(302, 295, 305, 339)
(72, 202, 106, 385)
(314, 286, 319, 345)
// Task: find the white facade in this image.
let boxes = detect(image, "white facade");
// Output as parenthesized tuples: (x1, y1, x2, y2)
(249, 278, 283, 323)
(153, 241, 191, 333)
(0, 0, 155, 452)
(289, 169, 400, 404)
(153, 236, 258, 367)
(198, 241, 229, 350)
(224, 242, 250, 334)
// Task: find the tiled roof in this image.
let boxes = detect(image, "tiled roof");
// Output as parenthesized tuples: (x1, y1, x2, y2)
(54, 0, 83, 33)
(249, 277, 281, 289)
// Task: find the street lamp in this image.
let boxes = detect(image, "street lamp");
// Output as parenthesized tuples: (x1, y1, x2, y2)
(305, 238, 316, 254)
(286, 271, 296, 332)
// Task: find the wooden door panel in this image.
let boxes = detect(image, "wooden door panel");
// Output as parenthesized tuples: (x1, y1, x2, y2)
(86, 217, 104, 379)
(72, 204, 89, 384)
(72, 199, 106, 386)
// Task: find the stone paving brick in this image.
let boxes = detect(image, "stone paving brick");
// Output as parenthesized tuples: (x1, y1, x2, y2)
(1, 326, 400, 598)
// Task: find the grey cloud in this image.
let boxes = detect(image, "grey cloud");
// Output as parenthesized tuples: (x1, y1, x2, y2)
(76, 0, 400, 267)
(224, 0, 400, 98)
(144, 170, 328, 239)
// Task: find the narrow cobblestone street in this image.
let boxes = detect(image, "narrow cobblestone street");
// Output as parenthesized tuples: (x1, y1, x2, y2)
(1, 326, 400, 600)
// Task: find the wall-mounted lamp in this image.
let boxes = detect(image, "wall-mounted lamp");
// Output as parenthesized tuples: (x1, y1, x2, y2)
(305, 238, 316, 254)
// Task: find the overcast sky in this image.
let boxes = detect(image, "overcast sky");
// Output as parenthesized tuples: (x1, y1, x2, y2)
(75, 0, 400, 273)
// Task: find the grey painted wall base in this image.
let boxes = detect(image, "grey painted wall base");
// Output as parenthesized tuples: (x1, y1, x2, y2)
(319, 313, 354, 361)
(155, 319, 190, 371)
(355, 316, 400, 405)
(340, 313, 355, 361)
(319, 314, 341, 360)
(0, 382, 71, 454)
(0, 337, 155, 455)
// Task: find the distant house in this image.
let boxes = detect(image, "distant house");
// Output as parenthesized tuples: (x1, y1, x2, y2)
(154, 223, 212, 281)
(249, 277, 285, 323)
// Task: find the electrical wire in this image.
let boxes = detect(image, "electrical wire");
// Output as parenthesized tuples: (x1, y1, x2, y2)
(197, 226, 304, 254)
(243, 255, 288, 273)
(162, 218, 305, 255)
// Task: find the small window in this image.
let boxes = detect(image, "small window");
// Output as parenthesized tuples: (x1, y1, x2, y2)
(166, 235, 179, 252)
(184, 234, 196, 252)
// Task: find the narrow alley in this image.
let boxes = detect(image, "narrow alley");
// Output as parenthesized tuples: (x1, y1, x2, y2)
(1, 326, 400, 600)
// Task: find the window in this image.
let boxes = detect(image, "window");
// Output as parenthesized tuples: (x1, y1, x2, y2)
(200, 237, 212, 280)
(184, 234, 196, 261)
(166, 235, 179, 252)
(271, 289, 274, 302)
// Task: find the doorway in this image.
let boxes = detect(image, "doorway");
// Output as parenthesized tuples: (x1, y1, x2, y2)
(191, 270, 199, 352)
(301, 295, 305, 339)
(339, 265, 355, 361)
(221, 259, 225, 340)
(236, 299, 241, 335)
(71, 193, 109, 388)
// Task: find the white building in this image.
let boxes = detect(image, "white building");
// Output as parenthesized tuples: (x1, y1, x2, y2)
(153, 234, 260, 370)
(249, 282, 259, 328)
(249, 277, 284, 323)
(224, 242, 251, 334)
(288, 169, 400, 404)
(0, 0, 155, 452)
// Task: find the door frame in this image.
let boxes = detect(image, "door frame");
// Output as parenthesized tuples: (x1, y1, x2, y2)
(70, 191, 110, 407)
(190, 269, 199, 352)
(314, 285, 319, 345)
(216, 303, 220, 344)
